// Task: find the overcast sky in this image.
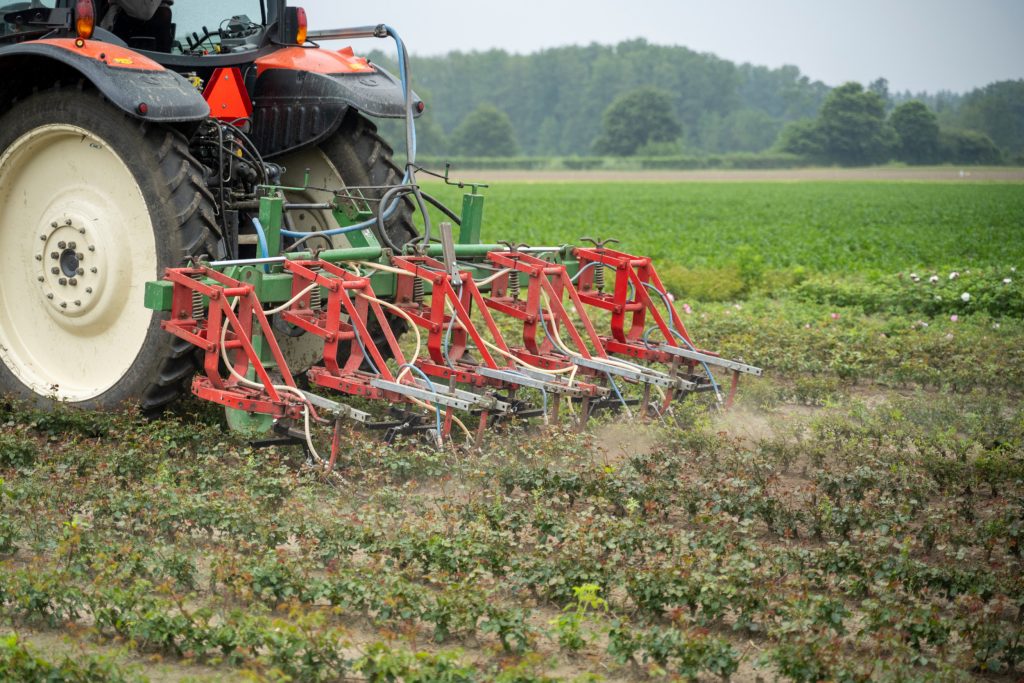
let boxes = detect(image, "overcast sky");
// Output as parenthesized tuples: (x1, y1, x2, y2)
(303, 0, 1024, 94)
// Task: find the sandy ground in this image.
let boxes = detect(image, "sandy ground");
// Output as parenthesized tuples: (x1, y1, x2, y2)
(458, 166, 1024, 183)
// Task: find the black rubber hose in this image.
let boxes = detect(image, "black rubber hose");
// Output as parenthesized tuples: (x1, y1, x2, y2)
(420, 191, 462, 226)
(376, 185, 416, 252)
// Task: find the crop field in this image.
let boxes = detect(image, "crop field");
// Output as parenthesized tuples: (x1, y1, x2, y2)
(1, 180, 1023, 681)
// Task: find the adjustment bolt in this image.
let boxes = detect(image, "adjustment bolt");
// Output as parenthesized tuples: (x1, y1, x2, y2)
(46, 294, 54, 300)
(65, 219, 72, 226)
(69, 278, 78, 286)
(35, 254, 43, 261)
(51, 252, 59, 260)
(60, 302, 67, 309)
(58, 241, 67, 249)
(74, 300, 82, 307)
(50, 222, 58, 229)
(40, 235, 47, 241)
(59, 278, 67, 286)
(85, 287, 93, 294)
(78, 228, 86, 235)
(88, 246, 95, 252)
(37, 276, 44, 283)
(91, 267, 98, 274)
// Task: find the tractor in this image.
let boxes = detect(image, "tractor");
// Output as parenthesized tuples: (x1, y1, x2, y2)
(0, 0, 759, 450)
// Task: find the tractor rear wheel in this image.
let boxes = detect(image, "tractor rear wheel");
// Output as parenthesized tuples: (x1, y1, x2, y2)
(277, 111, 416, 371)
(0, 88, 218, 410)
(278, 110, 418, 251)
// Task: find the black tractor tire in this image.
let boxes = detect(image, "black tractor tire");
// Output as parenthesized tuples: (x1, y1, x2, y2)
(317, 109, 419, 249)
(276, 111, 417, 368)
(0, 87, 219, 412)
(320, 111, 416, 352)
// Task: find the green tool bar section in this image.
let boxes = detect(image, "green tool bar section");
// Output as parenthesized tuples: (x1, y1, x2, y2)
(144, 246, 580, 313)
(142, 181, 584, 313)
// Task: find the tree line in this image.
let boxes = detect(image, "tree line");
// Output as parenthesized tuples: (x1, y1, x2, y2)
(368, 40, 1023, 165)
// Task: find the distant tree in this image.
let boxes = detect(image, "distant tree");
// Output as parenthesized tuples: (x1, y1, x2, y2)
(957, 80, 1024, 158)
(775, 119, 825, 159)
(449, 104, 520, 157)
(869, 77, 893, 112)
(890, 101, 940, 164)
(593, 87, 682, 156)
(818, 82, 896, 165)
(939, 129, 1003, 165)
(720, 109, 783, 152)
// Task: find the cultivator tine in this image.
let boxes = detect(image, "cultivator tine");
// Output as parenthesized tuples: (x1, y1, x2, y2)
(573, 245, 762, 403)
(485, 249, 696, 407)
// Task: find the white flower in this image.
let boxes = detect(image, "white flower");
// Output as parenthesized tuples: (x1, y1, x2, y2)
(960, 292, 971, 302)
(1012, 267, 1017, 273)
(993, 323, 1001, 329)
(1004, 278, 1012, 285)
(949, 271, 959, 280)
(929, 275, 939, 283)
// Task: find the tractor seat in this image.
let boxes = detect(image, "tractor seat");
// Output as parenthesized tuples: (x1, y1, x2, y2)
(102, 0, 175, 53)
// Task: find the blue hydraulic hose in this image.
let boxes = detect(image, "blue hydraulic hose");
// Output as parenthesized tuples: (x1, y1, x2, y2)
(605, 372, 630, 414)
(281, 25, 416, 240)
(251, 218, 271, 271)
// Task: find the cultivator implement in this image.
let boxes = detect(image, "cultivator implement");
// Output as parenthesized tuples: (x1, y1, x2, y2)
(146, 183, 761, 452)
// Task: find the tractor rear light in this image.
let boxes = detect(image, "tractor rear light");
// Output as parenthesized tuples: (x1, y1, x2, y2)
(295, 7, 308, 44)
(75, 0, 95, 40)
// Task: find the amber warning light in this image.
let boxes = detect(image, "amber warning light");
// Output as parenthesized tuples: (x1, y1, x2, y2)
(295, 7, 308, 44)
(75, 0, 95, 40)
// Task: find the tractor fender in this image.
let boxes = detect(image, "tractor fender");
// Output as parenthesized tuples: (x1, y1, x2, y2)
(251, 46, 422, 158)
(0, 38, 209, 122)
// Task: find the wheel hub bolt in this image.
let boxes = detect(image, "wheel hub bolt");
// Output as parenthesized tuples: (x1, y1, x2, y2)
(58, 241, 67, 249)
(69, 278, 77, 286)
(59, 278, 67, 286)
(76, 252, 84, 261)
(51, 267, 59, 275)
(51, 252, 59, 260)
(77, 268, 85, 276)
(68, 242, 76, 249)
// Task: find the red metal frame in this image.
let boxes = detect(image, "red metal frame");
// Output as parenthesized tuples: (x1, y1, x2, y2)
(161, 267, 304, 419)
(483, 249, 624, 377)
(280, 259, 406, 400)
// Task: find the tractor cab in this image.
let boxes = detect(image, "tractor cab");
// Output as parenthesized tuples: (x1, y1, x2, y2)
(0, 0, 300, 56)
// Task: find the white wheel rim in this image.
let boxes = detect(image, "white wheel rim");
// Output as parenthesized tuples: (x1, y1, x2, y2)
(0, 124, 157, 402)
(280, 147, 354, 248)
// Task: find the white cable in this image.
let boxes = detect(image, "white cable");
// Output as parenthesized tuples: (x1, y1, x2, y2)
(353, 291, 472, 442)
